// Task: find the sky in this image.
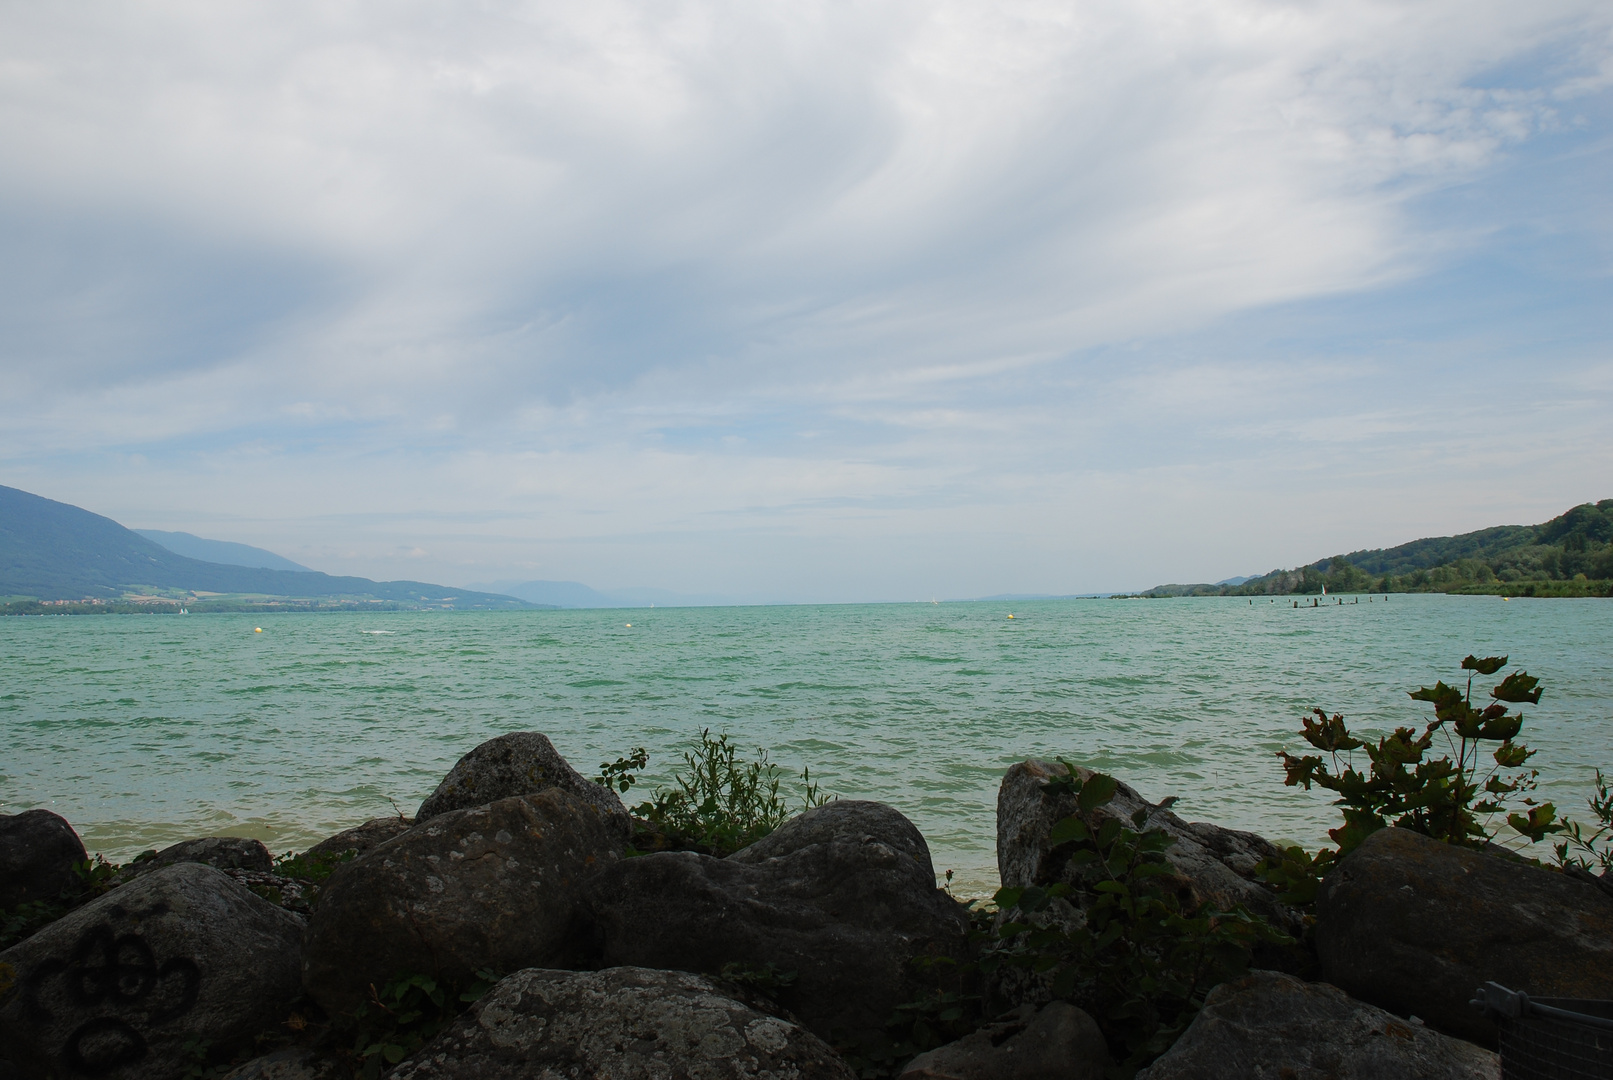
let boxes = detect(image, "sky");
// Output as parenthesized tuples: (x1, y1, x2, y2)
(2, 1, 1610, 602)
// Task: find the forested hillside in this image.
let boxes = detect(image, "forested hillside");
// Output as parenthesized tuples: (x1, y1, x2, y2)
(1141, 500, 1613, 598)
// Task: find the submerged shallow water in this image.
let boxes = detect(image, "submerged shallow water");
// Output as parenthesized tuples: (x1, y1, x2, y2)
(3, 594, 1611, 895)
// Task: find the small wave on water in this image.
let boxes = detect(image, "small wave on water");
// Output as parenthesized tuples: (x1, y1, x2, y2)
(2, 596, 1611, 897)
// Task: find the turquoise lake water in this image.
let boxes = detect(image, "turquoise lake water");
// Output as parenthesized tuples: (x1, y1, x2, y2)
(3, 595, 1611, 895)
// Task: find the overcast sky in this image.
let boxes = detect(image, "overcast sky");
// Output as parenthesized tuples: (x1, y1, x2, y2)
(2, 1, 1610, 601)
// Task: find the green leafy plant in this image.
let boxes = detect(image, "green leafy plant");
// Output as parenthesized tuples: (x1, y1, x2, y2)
(981, 765, 1289, 1079)
(1554, 769, 1613, 875)
(837, 944, 986, 1080)
(1261, 655, 1556, 908)
(179, 1037, 234, 1080)
(344, 969, 499, 1079)
(272, 847, 356, 884)
(0, 854, 127, 950)
(597, 747, 650, 794)
(75, 853, 125, 896)
(1277, 655, 1550, 857)
(1, 898, 70, 951)
(618, 731, 831, 856)
(844, 987, 985, 1078)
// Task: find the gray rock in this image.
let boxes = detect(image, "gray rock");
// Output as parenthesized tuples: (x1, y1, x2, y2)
(220, 1047, 343, 1080)
(729, 799, 937, 874)
(390, 966, 857, 1080)
(1315, 827, 1613, 1046)
(114, 836, 274, 884)
(583, 800, 974, 1049)
(1135, 970, 1499, 1080)
(997, 761, 1296, 930)
(303, 815, 413, 861)
(415, 732, 627, 827)
(898, 1002, 1109, 1080)
(0, 809, 87, 909)
(0, 863, 305, 1080)
(302, 789, 624, 1016)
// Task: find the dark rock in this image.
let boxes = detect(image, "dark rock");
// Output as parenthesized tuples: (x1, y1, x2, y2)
(0, 862, 305, 1080)
(0, 809, 88, 908)
(390, 966, 858, 1080)
(1315, 826, 1613, 1046)
(991, 761, 1307, 1012)
(303, 815, 413, 861)
(302, 789, 624, 1015)
(583, 800, 974, 1049)
(728, 799, 938, 873)
(1135, 970, 1499, 1080)
(415, 732, 627, 827)
(897, 1001, 1109, 1080)
(113, 836, 274, 884)
(220, 1048, 343, 1080)
(1563, 863, 1613, 901)
(997, 761, 1297, 930)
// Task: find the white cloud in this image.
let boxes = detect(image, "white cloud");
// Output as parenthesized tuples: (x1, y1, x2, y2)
(0, 0, 1610, 595)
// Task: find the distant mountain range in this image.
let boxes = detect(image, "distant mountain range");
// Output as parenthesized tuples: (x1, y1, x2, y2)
(1139, 500, 1613, 598)
(134, 529, 312, 572)
(468, 579, 739, 609)
(0, 485, 533, 610)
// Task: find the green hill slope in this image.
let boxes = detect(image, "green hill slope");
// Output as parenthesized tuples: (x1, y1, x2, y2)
(0, 485, 533, 610)
(1140, 500, 1613, 598)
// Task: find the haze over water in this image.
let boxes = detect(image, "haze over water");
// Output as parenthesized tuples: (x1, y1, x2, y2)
(4, 594, 1611, 896)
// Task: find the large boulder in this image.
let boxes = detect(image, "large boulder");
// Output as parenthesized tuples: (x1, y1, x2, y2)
(113, 836, 274, 884)
(415, 732, 627, 827)
(390, 966, 857, 1080)
(0, 863, 305, 1080)
(1315, 827, 1613, 1045)
(582, 800, 974, 1049)
(303, 815, 413, 861)
(897, 1001, 1109, 1080)
(302, 789, 624, 1015)
(998, 761, 1296, 930)
(1135, 970, 1498, 1080)
(0, 809, 87, 908)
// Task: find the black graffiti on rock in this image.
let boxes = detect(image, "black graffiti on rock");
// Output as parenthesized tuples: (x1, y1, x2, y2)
(19, 911, 203, 1076)
(65, 1016, 148, 1076)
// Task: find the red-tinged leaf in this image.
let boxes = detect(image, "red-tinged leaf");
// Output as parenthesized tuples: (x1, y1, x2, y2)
(1493, 672, 1542, 705)
(1462, 655, 1508, 675)
(1479, 714, 1523, 741)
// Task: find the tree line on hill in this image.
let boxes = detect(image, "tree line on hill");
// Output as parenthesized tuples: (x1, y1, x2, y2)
(1138, 500, 1613, 598)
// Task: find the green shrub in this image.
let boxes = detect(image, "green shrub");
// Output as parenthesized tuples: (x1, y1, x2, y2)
(599, 730, 829, 856)
(1262, 654, 1559, 906)
(981, 765, 1289, 1079)
(273, 847, 356, 884)
(1554, 769, 1613, 875)
(0, 854, 125, 950)
(341, 970, 499, 1079)
(1277, 655, 1552, 856)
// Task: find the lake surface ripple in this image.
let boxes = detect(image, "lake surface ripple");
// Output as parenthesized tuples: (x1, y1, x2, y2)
(3, 595, 1610, 895)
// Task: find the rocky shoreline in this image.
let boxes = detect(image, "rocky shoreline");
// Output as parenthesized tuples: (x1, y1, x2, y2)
(4, 731, 1611, 1080)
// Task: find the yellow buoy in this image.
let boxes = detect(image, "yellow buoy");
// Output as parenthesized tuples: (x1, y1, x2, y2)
(1007, 614, 1015, 619)
(625, 623, 632, 628)
(254, 627, 263, 633)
